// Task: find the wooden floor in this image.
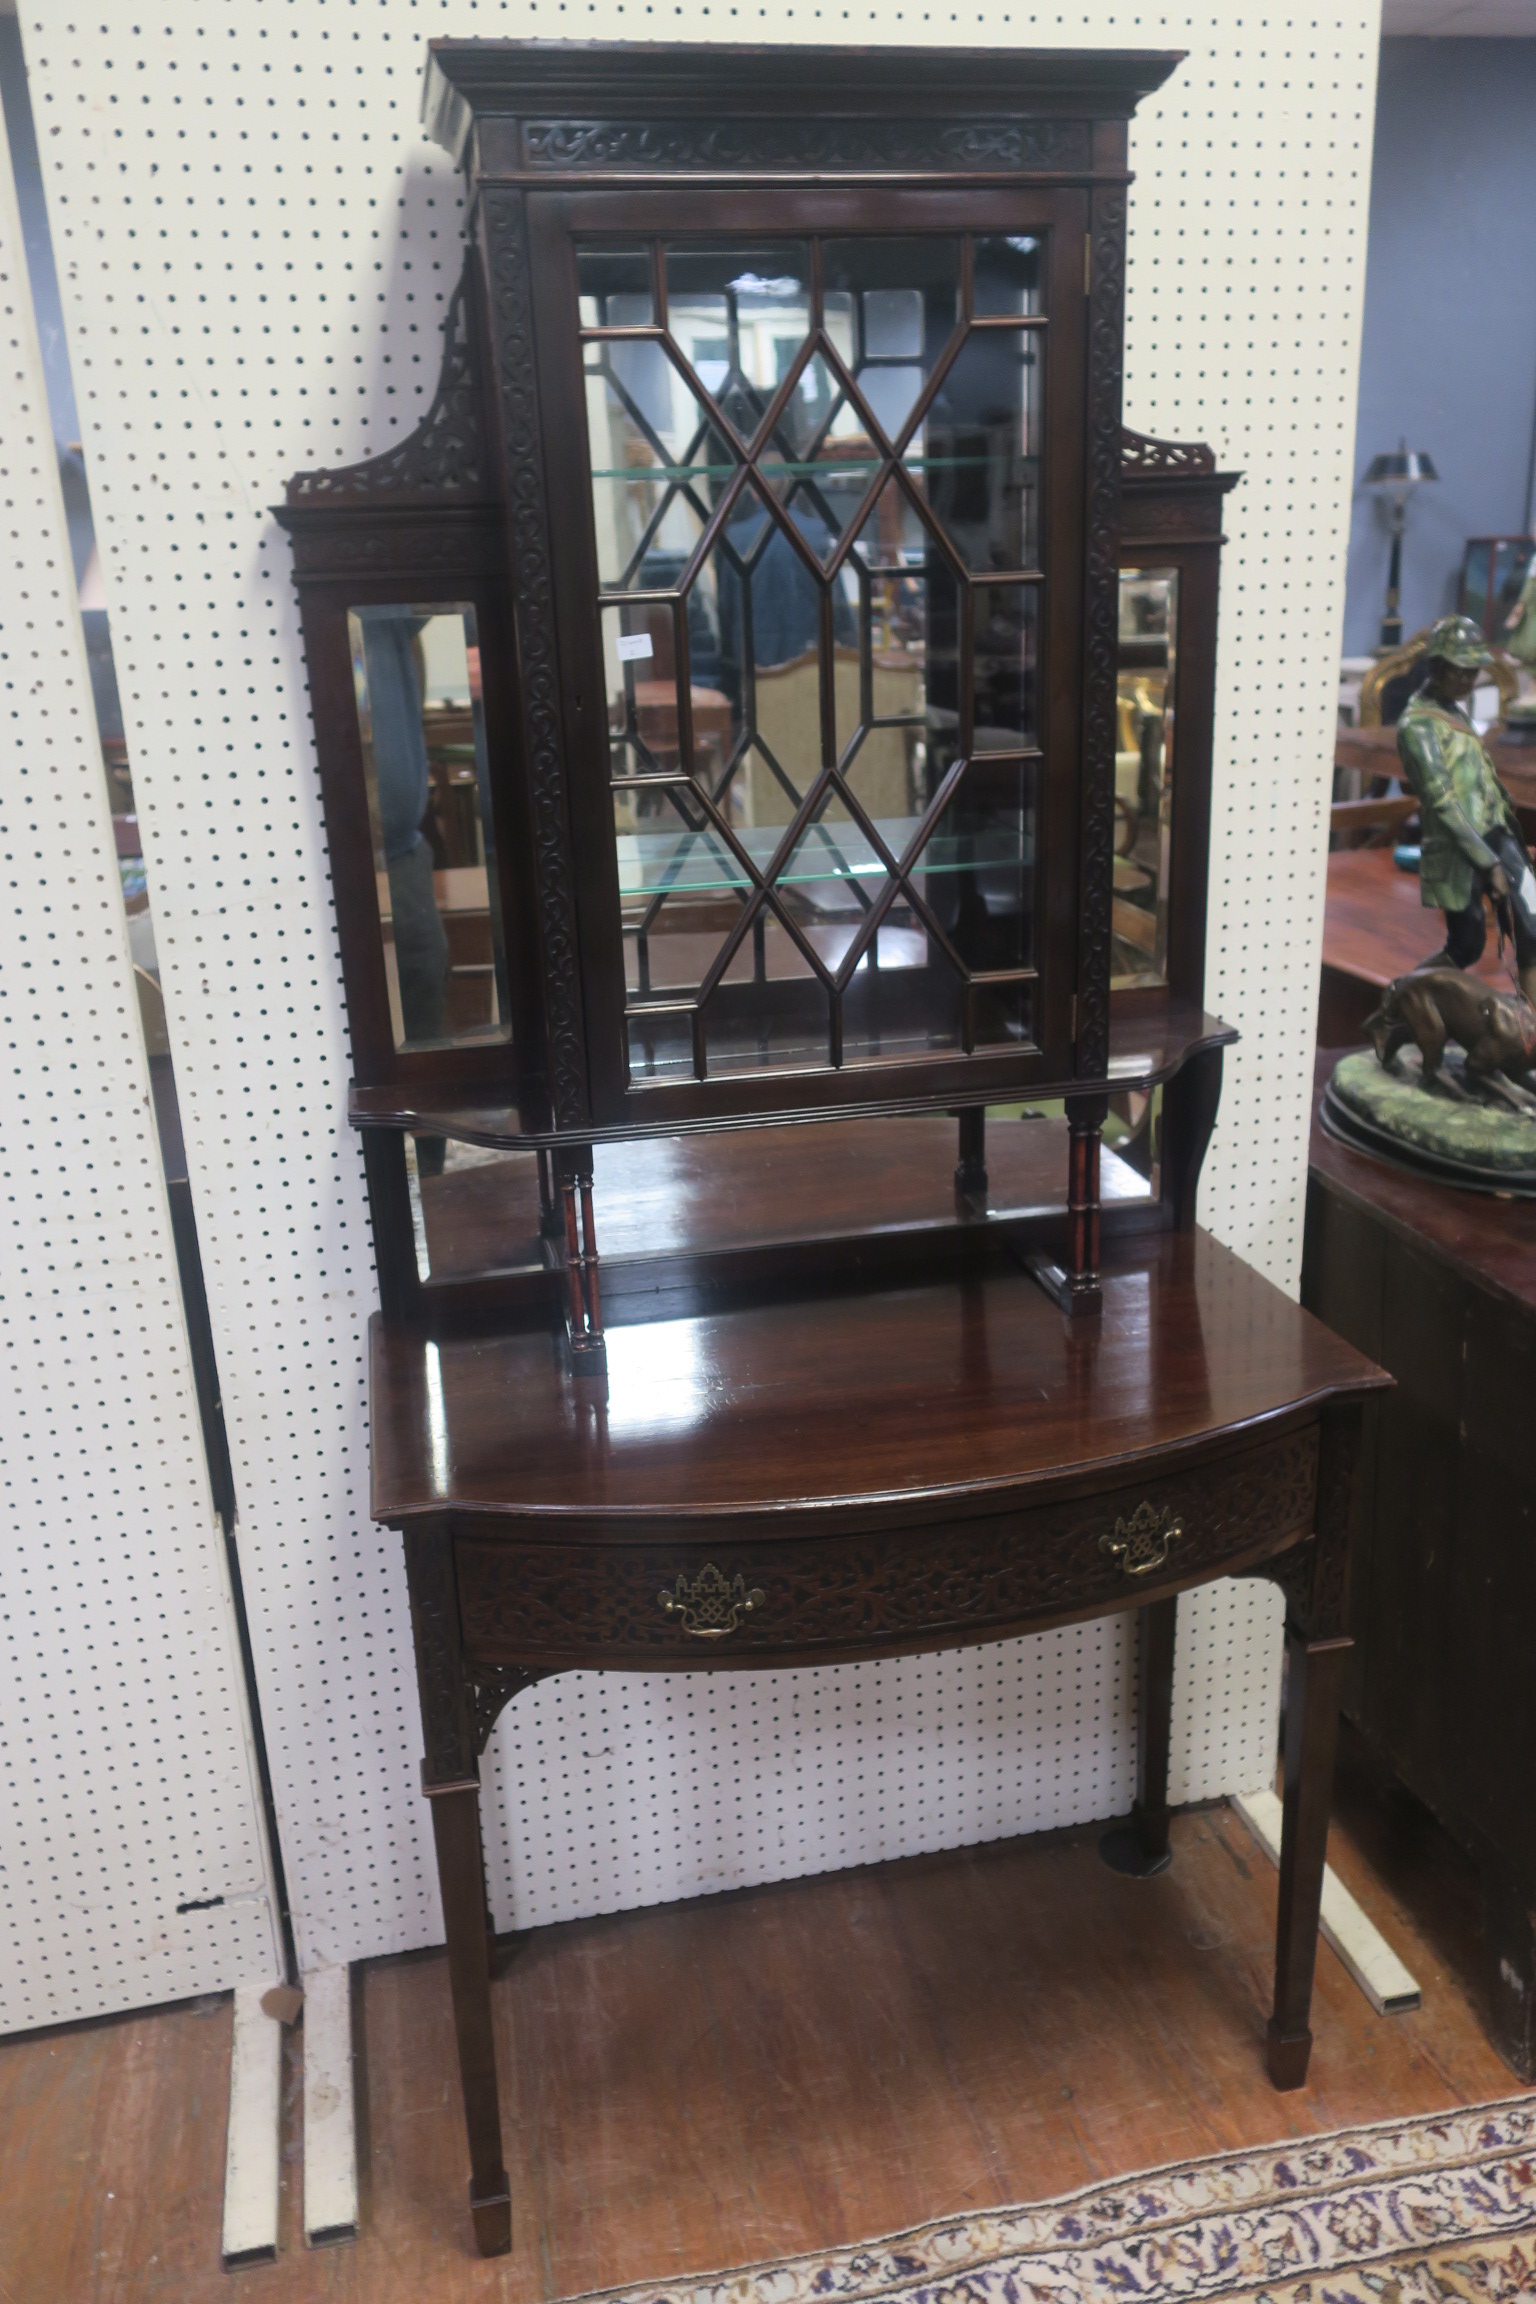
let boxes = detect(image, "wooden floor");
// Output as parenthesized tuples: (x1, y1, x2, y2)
(1, 1741, 1525, 2303)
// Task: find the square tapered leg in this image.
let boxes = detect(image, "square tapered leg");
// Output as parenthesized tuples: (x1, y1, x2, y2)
(1267, 1625, 1351, 2090)
(428, 1782, 511, 2256)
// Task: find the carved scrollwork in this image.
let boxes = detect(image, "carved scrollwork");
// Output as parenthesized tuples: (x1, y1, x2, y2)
(1120, 426, 1217, 476)
(1254, 1540, 1317, 1626)
(479, 189, 589, 1129)
(1076, 190, 1128, 1083)
(469, 1664, 547, 1754)
(287, 264, 488, 507)
(520, 117, 1091, 175)
(456, 1431, 1320, 1663)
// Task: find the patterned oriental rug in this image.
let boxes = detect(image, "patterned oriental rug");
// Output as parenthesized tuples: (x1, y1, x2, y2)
(576, 2099, 1536, 2304)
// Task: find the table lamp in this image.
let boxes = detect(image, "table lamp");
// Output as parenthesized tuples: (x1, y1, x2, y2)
(1364, 440, 1439, 651)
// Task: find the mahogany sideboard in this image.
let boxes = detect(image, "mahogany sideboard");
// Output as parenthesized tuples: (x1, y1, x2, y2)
(1305, 1060, 1536, 2078)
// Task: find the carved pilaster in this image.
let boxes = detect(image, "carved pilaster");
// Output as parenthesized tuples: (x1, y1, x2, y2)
(475, 189, 590, 1130)
(1076, 189, 1127, 1083)
(1249, 1402, 1363, 1641)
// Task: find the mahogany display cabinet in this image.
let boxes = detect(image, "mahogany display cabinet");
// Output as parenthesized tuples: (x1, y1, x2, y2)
(276, 38, 1388, 2259)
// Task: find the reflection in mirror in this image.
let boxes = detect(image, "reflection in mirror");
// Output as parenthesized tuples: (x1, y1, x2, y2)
(348, 605, 512, 1083)
(403, 1137, 546, 1287)
(1112, 568, 1178, 989)
(1106, 1082, 1160, 1200)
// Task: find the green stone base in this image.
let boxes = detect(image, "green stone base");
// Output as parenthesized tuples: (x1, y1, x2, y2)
(1322, 1049, 1536, 1196)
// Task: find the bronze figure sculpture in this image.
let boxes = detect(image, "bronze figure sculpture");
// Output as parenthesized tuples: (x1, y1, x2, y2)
(1395, 615, 1536, 1005)
(1322, 615, 1536, 1189)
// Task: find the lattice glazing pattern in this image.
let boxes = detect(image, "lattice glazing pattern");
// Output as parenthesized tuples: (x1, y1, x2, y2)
(17, 0, 1376, 1970)
(586, 234, 1041, 1080)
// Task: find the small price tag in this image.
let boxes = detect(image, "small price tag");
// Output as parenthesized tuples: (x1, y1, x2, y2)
(616, 632, 654, 663)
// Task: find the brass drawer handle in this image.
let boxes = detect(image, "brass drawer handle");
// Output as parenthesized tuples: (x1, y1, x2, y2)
(1100, 1502, 1184, 1577)
(657, 1564, 766, 1639)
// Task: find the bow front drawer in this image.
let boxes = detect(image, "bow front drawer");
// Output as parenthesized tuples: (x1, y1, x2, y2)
(453, 1425, 1319, 1669)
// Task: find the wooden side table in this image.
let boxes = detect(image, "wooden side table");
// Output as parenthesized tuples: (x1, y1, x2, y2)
(379, 1200, 1387, 2256)
(1319, 846, 1510, 1050)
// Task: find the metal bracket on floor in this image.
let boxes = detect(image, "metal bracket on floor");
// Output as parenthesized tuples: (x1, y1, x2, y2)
(1234, 1788, 1422, 2016)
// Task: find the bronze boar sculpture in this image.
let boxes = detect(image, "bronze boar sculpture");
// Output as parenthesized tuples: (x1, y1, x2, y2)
(1364, 968, 1536, 1115)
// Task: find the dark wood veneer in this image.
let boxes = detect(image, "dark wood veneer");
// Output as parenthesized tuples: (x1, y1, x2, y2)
(372, 1232, 1376, 1524)
(452, 1424, 1320, 1669)
(1305, 1060, 1536, 2075)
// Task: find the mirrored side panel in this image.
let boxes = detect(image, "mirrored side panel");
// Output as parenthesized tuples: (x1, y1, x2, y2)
(1112, 567, 1178, 991)
(347, 602, 512, 1054)
(403, 1137, 547, 1287)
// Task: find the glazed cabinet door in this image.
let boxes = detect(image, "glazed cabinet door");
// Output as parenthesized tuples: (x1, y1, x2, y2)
(527, 185, 1088, 1129)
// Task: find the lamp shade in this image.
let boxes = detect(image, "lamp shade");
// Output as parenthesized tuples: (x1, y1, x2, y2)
(1364, 446, 1439, 489)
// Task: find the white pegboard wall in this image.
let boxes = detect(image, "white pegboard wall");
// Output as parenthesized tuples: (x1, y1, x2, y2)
(485, 1591, 1280, 1934)
(17, 1, 1373, 1971)
(0, 122, 282, 2029)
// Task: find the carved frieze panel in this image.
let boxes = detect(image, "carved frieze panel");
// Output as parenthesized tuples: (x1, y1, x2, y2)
(518, 116, 1092, 175)
(454, 1429, 1320, 1665)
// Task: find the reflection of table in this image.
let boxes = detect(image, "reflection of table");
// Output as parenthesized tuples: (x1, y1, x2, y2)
(1304, 1061, 1536, 2076)
(375, 864, 499, 1041)
(622, 680, 734, 774)
(434, 868, 496, 1037)
(1335, 722, 1536, 842)
(1319, 847, 1507, 1050)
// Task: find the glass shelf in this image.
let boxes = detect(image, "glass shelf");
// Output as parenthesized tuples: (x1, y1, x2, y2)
(588, 454, 1037, 484)
(615, 817, 1033, 900)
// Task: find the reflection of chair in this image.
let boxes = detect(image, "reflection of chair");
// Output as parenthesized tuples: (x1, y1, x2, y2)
(1458, 535, 1535, 643)
(1359, 628, 1519, 728)
(748, 646, 923, 832)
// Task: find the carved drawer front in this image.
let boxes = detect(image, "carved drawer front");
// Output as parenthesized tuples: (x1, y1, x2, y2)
(454, 1426, 1319, 1667)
